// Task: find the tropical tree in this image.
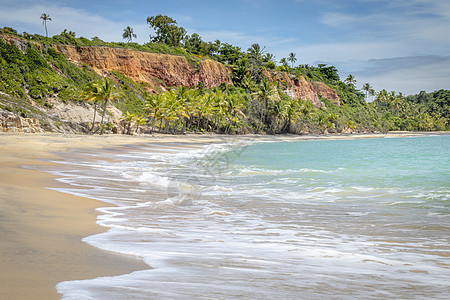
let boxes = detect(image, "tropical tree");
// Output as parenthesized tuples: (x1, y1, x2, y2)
(223, 93, 246, 133)
(279, 58, 289, 70)
(146, 14, 186, 46)
(269, 98, 287, 132)
(283, 98, 300, 133)
(82, 81, 102, 132)
(122, 26, 137, 43)
(144, 93, 165, 132)
(288, 52, 297, 68)
(40, 13, 51, 37)
(83, 78, 123, 134)
(263, 53, 276, 63)
(369, 88, 376, 101)
(121, 111, 136, 134)
(184, 33, 203, 54)
(247, 43, 266, 82)
(218, 42, 242, 65)
(344, 74, 357, 87)
(362, 83, 372, 100)
(134, 115, 147, 133)
(231, 58, 250, 88)
(247, 43, 266, 62)
(253, 79, 277, 125)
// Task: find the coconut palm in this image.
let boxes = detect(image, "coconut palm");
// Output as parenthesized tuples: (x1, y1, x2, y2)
(40, 13, 51, 37)
(247, 43, 266, 62)
(283, 98, 300, 133)
(344, 74, 357, 87)
(82, 81, 102, 132)
(288, 52, 297, 68)
(83, 78, 123, 134)
(253, 79, 277, 124)
(121, 111, 136, 134)
(279, 58, 288, 67)
(134, 115, 147, 133)
(144, 93, 165, 132)
(362, 83, 372, 100)
(160, 90, 181, 133)
(122, 26, 137, 43)
(197, 93, 215, 131)
(269, 98, 286, 132)
(369, 88, 376, 101)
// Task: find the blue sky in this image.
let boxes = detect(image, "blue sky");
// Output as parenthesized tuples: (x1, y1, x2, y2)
(1, 0, 449, 95)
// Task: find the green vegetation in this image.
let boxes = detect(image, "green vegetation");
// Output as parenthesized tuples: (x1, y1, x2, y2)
(40, 13, 51, 38)
(0, 37, 98, 104)
(1, 16, 449, 134)
(81, 78, 123, 133)
(147, 15, 186, 47)
(122, 26, 137, 43)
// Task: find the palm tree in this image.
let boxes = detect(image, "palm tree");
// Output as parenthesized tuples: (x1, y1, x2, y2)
(82, 81, 102, 132)
(263, 53, 276, 63)
(144, 93, 165, 132)
(283, 99, 299, 133)
(362, 83, 372, 100)
(134, 115, 147, 133)
(40, 13, 51, 37)
(288, 52, 297, 68)
(122, 26, 137, 43)
(121, 111, 136, 134)
(253, 79, 277, 125)
(344, 74, 357, 87)
(83, 78, 123, 134)
(247, 43, 266, 62)
(369, 88, 375, 101)
(279, 58, 289, 69)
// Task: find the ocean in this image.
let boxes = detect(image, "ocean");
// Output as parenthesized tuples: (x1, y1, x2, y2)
(46, 135, 449, 299)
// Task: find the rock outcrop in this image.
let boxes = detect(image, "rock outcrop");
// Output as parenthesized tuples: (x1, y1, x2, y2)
(314, 81, 340, 105)
(62, 46, 232, 91)
(263, 71, 340, 108)
(46, 98, 122, 124)
(1, 110, 42, 133)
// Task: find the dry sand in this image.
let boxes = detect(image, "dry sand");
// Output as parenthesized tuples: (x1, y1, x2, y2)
(0, 131, 431, 299)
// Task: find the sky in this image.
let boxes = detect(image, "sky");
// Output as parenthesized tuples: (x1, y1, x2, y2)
(1, 0, 449, 96)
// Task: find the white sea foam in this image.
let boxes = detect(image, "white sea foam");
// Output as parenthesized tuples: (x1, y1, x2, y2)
(45, 136, 450, 299)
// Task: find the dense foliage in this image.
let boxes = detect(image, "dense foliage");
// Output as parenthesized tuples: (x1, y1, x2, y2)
(1, 22, 449, 134)
(0, 37, 98, 103)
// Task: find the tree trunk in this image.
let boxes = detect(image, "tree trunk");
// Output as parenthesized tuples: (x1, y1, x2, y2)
(99, 99, 108, 134)
(90, 102, 98, 133)
(127, 121, 132, 135)
(151, 118, 156, 133)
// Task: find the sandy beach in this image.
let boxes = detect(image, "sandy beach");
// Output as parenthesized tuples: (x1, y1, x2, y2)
(0, 131, 440, 299)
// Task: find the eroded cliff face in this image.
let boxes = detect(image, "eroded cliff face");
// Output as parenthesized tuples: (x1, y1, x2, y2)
(62, 46, 340, 107)
(63, 46, 232, 91)
(263, 71, 340, 107)
(314, 81, 340, 106)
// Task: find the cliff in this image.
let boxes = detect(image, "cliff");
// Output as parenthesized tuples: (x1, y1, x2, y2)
(0, 33, 342, 134)
(263, 71, 340, 107)
(62, 46, 232, 91)
(61, 45, 339, 107)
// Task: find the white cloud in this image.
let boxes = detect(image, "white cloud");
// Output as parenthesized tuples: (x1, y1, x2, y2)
(0, 2, 149, 43)
(339, 56, 450, 95)
(320, 0, 450, 55)
(1, 0, 447, 95)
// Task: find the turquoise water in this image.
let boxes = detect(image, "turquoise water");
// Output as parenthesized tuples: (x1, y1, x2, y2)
(49, 135, 449, 299)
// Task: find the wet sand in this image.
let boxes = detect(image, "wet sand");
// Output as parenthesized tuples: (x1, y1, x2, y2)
(0, 132, 435, 299)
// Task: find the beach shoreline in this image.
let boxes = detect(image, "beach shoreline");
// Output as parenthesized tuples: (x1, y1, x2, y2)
(0, 131, 447, 299)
